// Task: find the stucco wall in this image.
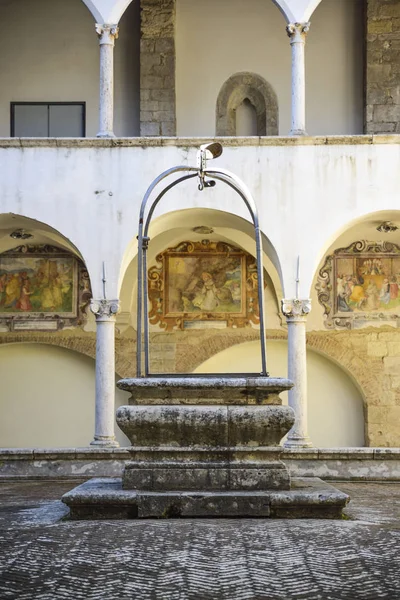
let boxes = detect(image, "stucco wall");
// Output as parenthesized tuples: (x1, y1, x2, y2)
(194, 340, 365, 448)
(0, 343, 129, 448)
(175, 0, 364, 136)
(1, 137, 399, 301)
(0, 0, 140, 137)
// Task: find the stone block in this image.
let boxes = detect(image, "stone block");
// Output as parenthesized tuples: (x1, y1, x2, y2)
(374, 104, 400, 121)
(368, 19, 393, 34)
(367, 341, 388, 356)
(367, 64, 392, 83)
(386, 341, 400, 355)
(391, 375, 400, 388)
(140, 122, 160, 136)
(383, 355, 400, 373)
(379, 4, 400, 18)
(161, 122, 176, 136)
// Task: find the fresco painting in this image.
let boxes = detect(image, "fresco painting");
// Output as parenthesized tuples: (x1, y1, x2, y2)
(166, 254, 244, 315)
(0, 256, 77, 317)
(148, 241, 262, 331)
(336, 256, 400, 313)
(317, 241, 400, 329)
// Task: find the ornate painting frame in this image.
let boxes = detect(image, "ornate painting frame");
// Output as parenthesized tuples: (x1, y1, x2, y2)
(0, 245, 92, 331)
(316, 240, 400, 329)
(148, 240, 262, 331)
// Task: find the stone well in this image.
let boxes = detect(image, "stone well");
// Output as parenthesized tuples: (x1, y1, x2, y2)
(62, 376, 349, 519)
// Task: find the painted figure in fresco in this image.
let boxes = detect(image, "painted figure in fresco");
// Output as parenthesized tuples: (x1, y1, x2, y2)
(349, 278, 365, 309)
(0, 273, 7, 306)
(337, 275, 352, 312)
(390, 276, 399, 301)
(193, 272, 219, 311)
(380, 278, 391, 305)
(365, 280, 380, 310)
(4, 274, 21, 308)
(16, 277, 33, 311)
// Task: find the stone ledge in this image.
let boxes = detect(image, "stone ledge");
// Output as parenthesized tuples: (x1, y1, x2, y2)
(0, 447, 399, 481)
(0, 135, 399, 149)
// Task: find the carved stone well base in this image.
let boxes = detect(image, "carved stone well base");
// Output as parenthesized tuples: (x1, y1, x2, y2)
(62, 477, 349, 519)
(62, 377, 350, 519)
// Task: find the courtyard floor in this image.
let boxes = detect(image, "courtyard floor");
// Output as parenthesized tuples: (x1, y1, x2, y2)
(0, 481, 399, 600)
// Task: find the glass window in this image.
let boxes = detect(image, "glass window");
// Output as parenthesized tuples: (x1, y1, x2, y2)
(11, 103, 85, 137)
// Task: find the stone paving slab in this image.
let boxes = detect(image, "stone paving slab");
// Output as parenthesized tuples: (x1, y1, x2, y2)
(0, 481, 399, 599)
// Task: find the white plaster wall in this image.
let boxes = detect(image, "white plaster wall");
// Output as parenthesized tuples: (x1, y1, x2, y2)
(175, 0, 363, 136)
(1, 139, 400, 304)
(0, 0, 140, 137)
(194, 340, 365, 447)
(0, 344, 129, 448)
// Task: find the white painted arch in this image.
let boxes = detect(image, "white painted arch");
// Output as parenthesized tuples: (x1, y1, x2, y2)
(118, 208, 285, 307)
(81, 0, 135, 24)
(81, 0, 324, 25)
(271, 0, 324, 23)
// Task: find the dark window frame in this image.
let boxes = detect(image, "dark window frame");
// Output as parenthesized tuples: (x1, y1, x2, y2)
(10, 102, 86, 137)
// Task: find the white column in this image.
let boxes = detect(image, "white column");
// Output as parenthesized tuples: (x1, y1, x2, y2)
(281, 299, 312, 448)
(95, 24, 119, 138)
(286, 22, 310, 136)
(90, 299, 120, 447)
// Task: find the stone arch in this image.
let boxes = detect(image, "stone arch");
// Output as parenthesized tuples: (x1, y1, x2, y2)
(216, 72, 279, 136)
(0, 334, 96, 361)
(186, 332, 368, 446)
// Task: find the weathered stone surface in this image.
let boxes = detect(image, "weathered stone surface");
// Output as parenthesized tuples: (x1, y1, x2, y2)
(117, 376, 293, 405)
(366, 0, 400, 133)
(116, 404, 294, 448)
(140, 0, 176, 136)
(122, 463, 290, 491)
(61, 477, 349, 520)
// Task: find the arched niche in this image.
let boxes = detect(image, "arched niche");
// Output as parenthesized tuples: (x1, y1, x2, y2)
(0, 343, 129, 448)
(194, 339, 365, 448)
(216, 72, 279, 136)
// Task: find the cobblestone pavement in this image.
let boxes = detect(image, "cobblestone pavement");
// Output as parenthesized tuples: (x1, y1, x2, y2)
(0, 481, 399, 600)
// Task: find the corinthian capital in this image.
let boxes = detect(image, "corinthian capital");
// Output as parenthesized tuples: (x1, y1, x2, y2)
(91, 299, 120, 320)
(286, 22, 310, 44)
(281, 298, 311, 320)
(95, 24, 119, 45)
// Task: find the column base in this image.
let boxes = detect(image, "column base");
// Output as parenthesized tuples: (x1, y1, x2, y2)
(289, 129, 307, 136)
(96, 131, 116, 138)
(90, 437, 119, 448)
(284, 435, 313, 449)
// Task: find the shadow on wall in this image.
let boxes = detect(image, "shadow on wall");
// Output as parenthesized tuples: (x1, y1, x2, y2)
(0, 343, 130, 448)
(194, 340, 365, 448)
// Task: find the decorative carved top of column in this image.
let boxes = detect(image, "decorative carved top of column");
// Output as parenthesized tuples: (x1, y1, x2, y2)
(286, 22, 310, 44)
(281, 299, 311, 320)
(91, 299, 120, 321)
(95, 24, 119, 46)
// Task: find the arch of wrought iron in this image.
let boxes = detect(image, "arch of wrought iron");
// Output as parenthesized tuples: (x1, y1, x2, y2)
(136, 144, 268, 378)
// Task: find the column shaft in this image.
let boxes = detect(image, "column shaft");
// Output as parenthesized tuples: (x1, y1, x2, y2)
(96, 24, 119, 138)
(286, 23, 310, 136)
(282, 299, 312, 447)
(90, 299, 120, 447)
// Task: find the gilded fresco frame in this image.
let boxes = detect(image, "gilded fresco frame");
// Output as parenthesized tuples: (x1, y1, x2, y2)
(316, 240, 400, 329)
(0, 245, 92, 331)
(148, 240, 262, 331)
